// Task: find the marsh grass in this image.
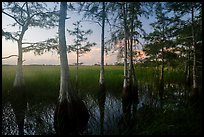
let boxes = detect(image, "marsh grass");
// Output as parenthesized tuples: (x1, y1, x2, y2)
(2, 65, 187, 104)
(2, 65, 201, 135)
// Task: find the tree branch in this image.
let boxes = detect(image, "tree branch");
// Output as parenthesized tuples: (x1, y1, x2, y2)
(2, 29, 19, 41)
(20, 2, 27, 23)
(22, 42, 43, 45)
(2, 55, 18, 59)
(2, 11, 23, 26)
(65, 17, 71, 20)
(25, 2, 30, 17)
(29, 10, 59, 20)
(82, 19, 102, 27)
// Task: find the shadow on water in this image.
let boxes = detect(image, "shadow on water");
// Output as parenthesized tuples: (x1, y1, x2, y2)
(118, 83, 139, 135)
(2, 82, 200, 135)
(2, 86, 56, 135)
(97, 84, 106, 135)
(7, 86, 27, 135)
(24, 101, 55, 135)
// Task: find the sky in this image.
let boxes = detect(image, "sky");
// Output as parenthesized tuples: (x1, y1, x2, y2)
(2, 2, 153, 65)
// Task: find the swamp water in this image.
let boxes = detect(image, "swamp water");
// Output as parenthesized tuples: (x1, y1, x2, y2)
(2, 82, 193, 135)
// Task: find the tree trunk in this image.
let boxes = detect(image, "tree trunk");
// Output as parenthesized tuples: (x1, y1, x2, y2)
(121, 4, 132, 127)
(130, 3, 139, 106)
(76, 43, 79, 93)
(159, 46, 164, 108)
(99, 4, 106, 134)
(58, 2, 70, 103)
(191, 5, 198, 98)
(159, 23, 165, 108)
(13, 40, 24, 87)
(122, 3, 128, 89)
(54, 3, 89, 135)
(13, 24, 28, 87)
(186, 44, 191, 85)
(76, 23, 79, 91)
(99, 2, 105, 86)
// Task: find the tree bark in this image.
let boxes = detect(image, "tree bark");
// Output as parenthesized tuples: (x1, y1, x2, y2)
(76, 39, 79, 93)
(58, 2, 70, 103)
(13, 41, 24, 87)
(159, 22, 165, 108)
(122, 3, 128, 89)
(130, 3, 139, 105)
(55, 4, 89, 134)
(13, 24, 28, 87)
(99, 2, 105, 86)
(186, 43, 191, 85)
(191, 5, 198, 97)
(76, 23, 79, 89)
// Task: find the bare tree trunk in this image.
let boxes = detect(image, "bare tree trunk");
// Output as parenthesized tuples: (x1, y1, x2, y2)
(98, 3, 106, 135)
(99, 2, 105, 86)
(54, 4, 89, 135)
(76, 44, 79, 93)
(159, 55, 164, 108)
(186, 44, 191, 85)
(13, 41, 24, 87)
(128, 39, 131, 86)
(58, 2, 70, 103)
(13, 25, 28, 87)
(159, 24, 165, 108)
(75, 23, 79, 93)
(191, 5, 198, 97)
(121, 4, 132, 126)
(129, 3, 139, 107)
(122, 3, 128, 89)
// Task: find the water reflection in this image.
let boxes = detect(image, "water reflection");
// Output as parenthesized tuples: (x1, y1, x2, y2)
(2, 90, 56, 135)
(24, 102, 55, 135)
(118, 84, 139, 135)
(8, 87, 27, 135)
(2, 82, 190, 135)
(2, 102, 19, 135)
(97, 84, 106, 135)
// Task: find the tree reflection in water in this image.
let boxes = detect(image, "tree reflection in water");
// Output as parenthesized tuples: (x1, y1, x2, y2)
(8, 86, 27, 135)
(2, 82, 192, 135)
(97, 84, 106, 135)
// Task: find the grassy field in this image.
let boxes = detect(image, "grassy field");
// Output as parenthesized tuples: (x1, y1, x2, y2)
(2, 64, 187, 109)
(2, 65, 186, 97)
(2, 65, 186, 95)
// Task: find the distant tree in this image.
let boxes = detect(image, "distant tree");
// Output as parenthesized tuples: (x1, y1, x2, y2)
(67, 20, 96, 88)
(2, 2, 58, 88)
